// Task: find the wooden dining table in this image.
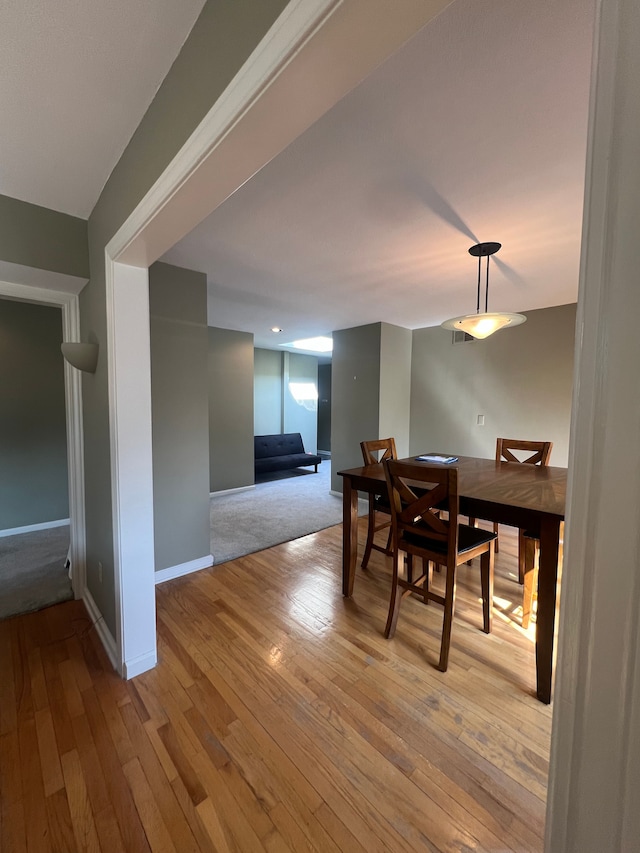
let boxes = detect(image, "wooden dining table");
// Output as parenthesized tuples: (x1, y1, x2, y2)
(338, 455, 567, 704)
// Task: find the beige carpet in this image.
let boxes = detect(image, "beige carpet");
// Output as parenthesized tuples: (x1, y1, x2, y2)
(209, 461, 367, 564)
(0, 525, 72, 620)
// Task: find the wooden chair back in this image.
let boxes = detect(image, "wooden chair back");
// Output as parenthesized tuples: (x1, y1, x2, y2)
(360, 437, 397, 466)
(496, 438, 552, 467)
(384, 459, 460, 562)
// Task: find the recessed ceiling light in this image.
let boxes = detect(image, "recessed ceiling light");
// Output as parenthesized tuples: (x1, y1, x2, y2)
(271, 327, 282, 333)
(283, 336, 333, 353)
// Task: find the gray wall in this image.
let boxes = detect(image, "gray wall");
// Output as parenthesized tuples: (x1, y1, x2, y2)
(317, 362, 331, 452)
(0, 299, 69, 530)
(379, 323, 412, 457)
(331, 322, 413, 490)
(0, 194, 88, 278)
(254, 348, 283, 435)
(149, 263, 211, 572)
(331, 324, 383, 491)
(81, 0, 288, 634)
(209, 327, 254, 492)
(410, 304, 577, 466)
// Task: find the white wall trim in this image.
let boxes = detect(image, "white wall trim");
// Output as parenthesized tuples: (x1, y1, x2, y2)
(155, 554, 214, 584)
(60, 293, 88, 601)
(0, 518, 70, 538)
(210, 484, 256, 498)
(82, 587, 118, 672)
(105, 260, 156, 678)
(123, 652, 159, 680)
(0, 279, 87, 602)
(0, 279, 78, 307)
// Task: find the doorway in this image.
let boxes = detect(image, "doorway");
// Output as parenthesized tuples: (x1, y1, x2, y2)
(0, 297, 72, 619)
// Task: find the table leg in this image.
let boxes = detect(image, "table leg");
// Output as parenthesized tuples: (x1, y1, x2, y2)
(342, 478, 359, 597)
(535, 516, 561, 703)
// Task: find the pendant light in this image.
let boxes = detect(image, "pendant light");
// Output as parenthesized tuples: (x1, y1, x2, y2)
(441, 242, 526, 339)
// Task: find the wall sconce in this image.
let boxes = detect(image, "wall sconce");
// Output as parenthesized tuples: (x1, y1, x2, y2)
(61, 342, 99, 373)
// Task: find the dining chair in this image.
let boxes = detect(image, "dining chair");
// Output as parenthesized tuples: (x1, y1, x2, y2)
(359, 437, 397, 569)
(471, 437, 552, 562)
(383, 459, 496, 672)
(469, 438, 552, 626)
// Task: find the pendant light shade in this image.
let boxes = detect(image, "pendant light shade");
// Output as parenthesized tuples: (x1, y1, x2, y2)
(441, 242, 526, 339)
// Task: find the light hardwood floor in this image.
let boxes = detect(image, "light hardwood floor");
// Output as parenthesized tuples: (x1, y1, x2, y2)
(0, 520, 553, 852)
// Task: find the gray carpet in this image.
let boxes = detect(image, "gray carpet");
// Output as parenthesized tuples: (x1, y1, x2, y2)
(0, 525, 72, 621)
(210, 460, 366, 564)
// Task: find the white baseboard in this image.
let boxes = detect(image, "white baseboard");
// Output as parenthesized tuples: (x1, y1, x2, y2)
(210, 484, 255, 498)
(0, 518, 70, 538)
(83, 587, 157, 678)
(123, 650, 158, 680)
(155, 554, 214, 584)
(82, 587, 118, 672)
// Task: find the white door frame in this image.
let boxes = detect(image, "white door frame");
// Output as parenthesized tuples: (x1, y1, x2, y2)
(0, 280, 87, 599)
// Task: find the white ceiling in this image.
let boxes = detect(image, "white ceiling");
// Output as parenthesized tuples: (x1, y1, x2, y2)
(163, 0, 596, 350)
(0, 0, 206, 218)
(0, 0, 595, 352)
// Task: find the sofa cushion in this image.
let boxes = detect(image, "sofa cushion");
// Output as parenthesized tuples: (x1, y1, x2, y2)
(255, 453, 320, 473)
(254, 433, 306, 459)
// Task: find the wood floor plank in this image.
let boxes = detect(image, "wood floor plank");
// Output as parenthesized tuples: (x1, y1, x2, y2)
(119, 703, 203, 853)
(19, 715, 52, 853)
(45, 788, 78, 853)
(41, 666, 76, 758)
(1, 523, 552, 851)
(35, 707, 64, 797)
(2, 798, 28, 853)
(121, 756, 177, 853)
(28, 646, 49, 713)
(81, 686, 152, 853)
(60, 749, 101, 853)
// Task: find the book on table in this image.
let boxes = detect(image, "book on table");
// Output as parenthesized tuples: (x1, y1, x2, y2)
(415, 454, 459, 464)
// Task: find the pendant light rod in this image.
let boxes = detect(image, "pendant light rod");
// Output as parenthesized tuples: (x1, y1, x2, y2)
(468, 241, 501, 314)
(485, 254, 489, 313)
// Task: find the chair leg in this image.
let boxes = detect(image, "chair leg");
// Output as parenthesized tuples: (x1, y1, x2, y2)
(437, 565, 457, 672)
(422, 557, 431, 604)
(494, 522, 500, 554)
(517, 529, 526, 584)
(384, 525, 393, 555)
(361, 497, 376, 569)
(384, 553, 403, 639)
(522, 537, 538, 629)
(480, 545, 494, 634)
(466, 517, 477, 565)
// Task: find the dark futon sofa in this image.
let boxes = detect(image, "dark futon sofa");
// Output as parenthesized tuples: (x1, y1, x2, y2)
(254, 433, 322, 475)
